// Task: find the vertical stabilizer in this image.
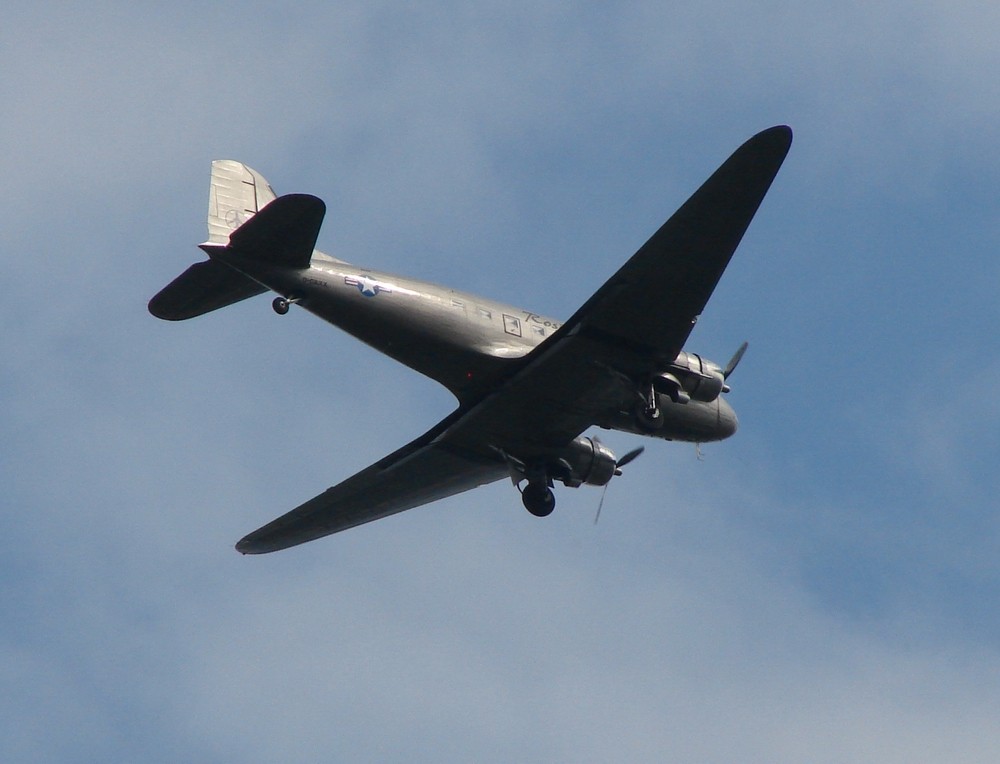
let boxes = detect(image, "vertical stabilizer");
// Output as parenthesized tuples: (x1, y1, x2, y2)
(206, 160, 278, 244)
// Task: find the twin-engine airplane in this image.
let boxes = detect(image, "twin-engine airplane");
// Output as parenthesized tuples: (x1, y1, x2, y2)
(150, 126, 792, 554)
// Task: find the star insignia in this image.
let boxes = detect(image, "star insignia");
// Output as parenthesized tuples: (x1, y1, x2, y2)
(345, 275, 392, 297)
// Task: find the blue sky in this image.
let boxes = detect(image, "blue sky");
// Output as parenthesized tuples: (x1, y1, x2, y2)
(3, 2, 999, 761)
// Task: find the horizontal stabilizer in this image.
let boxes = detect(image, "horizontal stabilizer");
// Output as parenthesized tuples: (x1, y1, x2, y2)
(148, 260, 266, 320)
(225, 193, 326, 269)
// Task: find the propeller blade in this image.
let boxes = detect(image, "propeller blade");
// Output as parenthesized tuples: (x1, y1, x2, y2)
(597, 442, 645, 523)
(723, 341, 749, 379)
(594, 484, 609, 525)
(616, 446, 645, 470)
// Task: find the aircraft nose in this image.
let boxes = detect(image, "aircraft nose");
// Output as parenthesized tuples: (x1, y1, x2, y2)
(718, 397, 739, 439)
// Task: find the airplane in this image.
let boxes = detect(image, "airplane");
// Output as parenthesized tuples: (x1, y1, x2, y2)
(149, 125, 792, 554)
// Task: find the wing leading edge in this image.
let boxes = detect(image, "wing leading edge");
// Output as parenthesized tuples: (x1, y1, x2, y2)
(235, 126, 791, 553)
(558, 124, 792, 372)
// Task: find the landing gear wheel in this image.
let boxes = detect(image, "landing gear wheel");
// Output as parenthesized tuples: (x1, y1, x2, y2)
(521, 482, 556, 517)
(634, 401, 664, 432)
(272, 297, 290, 315)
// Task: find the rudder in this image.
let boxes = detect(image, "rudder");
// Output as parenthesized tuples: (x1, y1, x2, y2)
(206, 160, 278, 244)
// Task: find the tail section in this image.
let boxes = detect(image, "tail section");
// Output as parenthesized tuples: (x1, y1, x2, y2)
(149, 162, 325, 321)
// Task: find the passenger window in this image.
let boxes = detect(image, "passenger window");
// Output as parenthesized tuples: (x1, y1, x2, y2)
(502, 314, 522, 337)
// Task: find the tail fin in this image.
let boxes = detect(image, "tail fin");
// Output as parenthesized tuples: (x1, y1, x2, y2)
(206, 160, 278, 244)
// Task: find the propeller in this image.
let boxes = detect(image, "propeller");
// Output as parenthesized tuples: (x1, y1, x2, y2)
(614, 446, 645, 475)
(723, 341, 749, 380)
(595, 445, 646, 524)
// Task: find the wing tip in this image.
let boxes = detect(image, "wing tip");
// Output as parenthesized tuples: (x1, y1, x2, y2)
(754, 124, 793, 154)
(235, 536, 267, 555)
(236, 528, 299, 555)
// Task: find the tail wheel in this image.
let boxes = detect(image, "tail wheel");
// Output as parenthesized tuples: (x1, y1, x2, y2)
(522, 482, 556, 517)
(272, 297, 290, 315)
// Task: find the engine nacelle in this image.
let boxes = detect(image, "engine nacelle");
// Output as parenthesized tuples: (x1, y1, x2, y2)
(555, 436, 618, 488)
(658, 351, 726, 403)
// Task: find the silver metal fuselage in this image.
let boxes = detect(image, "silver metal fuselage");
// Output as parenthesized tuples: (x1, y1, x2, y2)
(218, 250, 738, 444)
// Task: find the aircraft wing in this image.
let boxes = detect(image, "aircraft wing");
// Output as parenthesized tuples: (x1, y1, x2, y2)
(557, 124, 792, 374)
(235, 126, 791, 553)
(235, 412, 508, 554)
(236, 341, 620, 554)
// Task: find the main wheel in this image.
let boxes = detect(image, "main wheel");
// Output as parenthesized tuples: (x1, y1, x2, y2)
(522, 482, 556, 517)
(633, 401, 664, 432)
(272, 297, 290, 315)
